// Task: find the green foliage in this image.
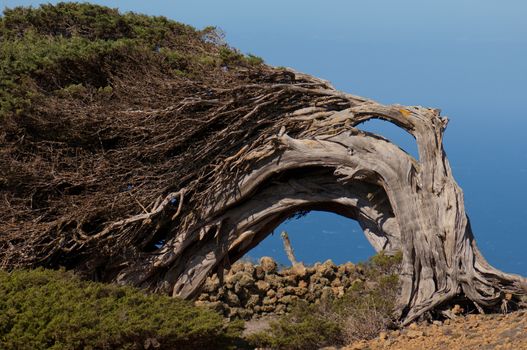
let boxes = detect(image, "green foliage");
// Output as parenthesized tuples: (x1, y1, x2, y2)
(0, 2, 243, 119)
(0, 2, 195, 43)
(0, 29, 140, 116)
(247, 303, 341, 350)
(218, 46, 243, 65)
(198, 54, 219, 66)
(97, 85, 113, 96)
(56, 83, 88, 97)
(364, 250, 402, 276)
(244, 54, 264, 66)
(247, 252, 402, 349)
(218, 47, 264, 66)
(159, 47, 186, 67)
(0, 268, 243, 350)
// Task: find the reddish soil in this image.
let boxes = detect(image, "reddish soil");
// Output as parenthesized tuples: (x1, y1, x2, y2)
(344, 310, 527, 350)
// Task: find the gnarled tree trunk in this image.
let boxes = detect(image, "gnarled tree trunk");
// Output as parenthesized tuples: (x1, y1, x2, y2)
(136, 75, 526, 324)
(3, 69, 526, 324)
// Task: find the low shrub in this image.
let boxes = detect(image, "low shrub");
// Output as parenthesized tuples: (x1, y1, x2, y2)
(247, 252, 402, 350)
(0, 2, 262, 119)
(335, 272, 400, 342)
(0, 268, 243, 350)
(247, 302, 341, 350)
(244, 54, 264, 66)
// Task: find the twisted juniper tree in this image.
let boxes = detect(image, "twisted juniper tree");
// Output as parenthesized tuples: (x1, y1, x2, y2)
(1, 3, 525, 325)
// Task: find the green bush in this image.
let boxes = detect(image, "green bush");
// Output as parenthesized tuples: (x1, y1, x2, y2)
(0, 268, 243, 350)
(247, 252, 402, 349)
(244, 54, 264, 66)
(0, 2, 195, 43)
(247, 302, 341, 350)
(218, 47, 264, 67)
(0, 30, 142, 117)
(0, 2, 238, 119)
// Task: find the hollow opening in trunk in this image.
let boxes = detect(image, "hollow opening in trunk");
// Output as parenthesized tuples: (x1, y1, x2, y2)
(243, 210, 376, 267)
(204, 166, 401, 284)
(355, 117, 419, 159)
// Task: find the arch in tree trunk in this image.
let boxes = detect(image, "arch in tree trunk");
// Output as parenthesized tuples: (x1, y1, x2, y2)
(115, 83, 525, 323)
(169, 169, 401, 299)
(5, 69, 525, 325)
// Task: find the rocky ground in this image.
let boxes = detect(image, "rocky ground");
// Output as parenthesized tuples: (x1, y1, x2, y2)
(198, 257, 527, 349)
(342, 309, 527, 350)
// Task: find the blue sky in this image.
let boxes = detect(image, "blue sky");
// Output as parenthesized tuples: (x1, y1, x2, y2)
(3, 1, 527, 273)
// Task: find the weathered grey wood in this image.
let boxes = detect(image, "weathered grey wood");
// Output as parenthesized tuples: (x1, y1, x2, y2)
(281, 231, 298, 266)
